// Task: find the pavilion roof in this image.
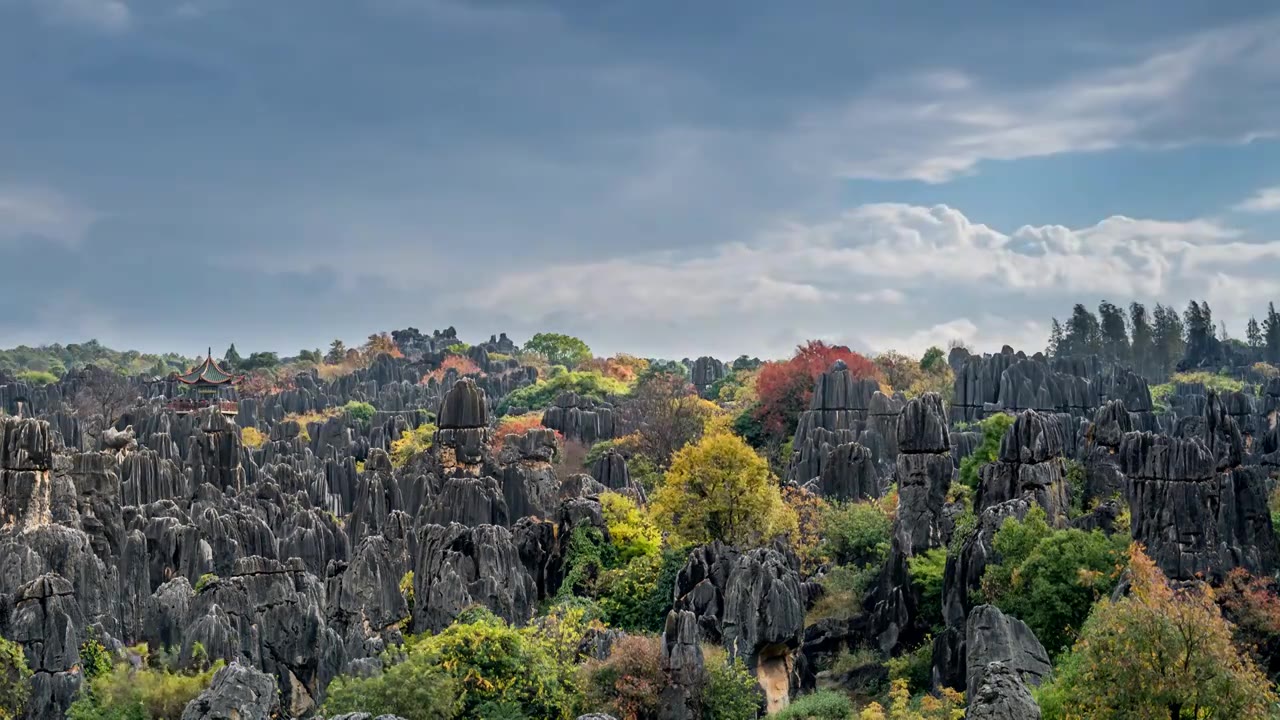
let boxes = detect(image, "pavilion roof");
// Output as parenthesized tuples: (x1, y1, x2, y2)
(175, 348, 237, 385)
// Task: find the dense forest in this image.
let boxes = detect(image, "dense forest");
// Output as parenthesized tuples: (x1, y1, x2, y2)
(1, 310, 1279, 720)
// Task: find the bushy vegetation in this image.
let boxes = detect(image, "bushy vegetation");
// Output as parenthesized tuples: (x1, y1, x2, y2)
(0, 637, 30, 720)
(957, 412, 1015, 489)
(0, 339, 192, 379)
(651, 431, 795, 546)
(905, 550, 947, 634)
(343, 400, 377, 425)
(979, 507, 1128, 656)
(66, 645, 224, 720)
(1037, 546, 1278, 719)
(498, 371, 631, 414)
(523, 333, 593, 370)
(390, 423, 438, 468)
(239, 426, 266, 449)
(772, 690, 854, 719)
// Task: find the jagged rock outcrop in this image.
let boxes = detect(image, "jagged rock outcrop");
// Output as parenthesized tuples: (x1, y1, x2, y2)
(787, 361, 889, 485)
(9, 574, 84, 720)
(965, 662, 1042, 720)
(975, 411, 1069, 522)
(422, 476, 509, 527)
(964, 605, 1051, 701)
(181, 660, 282, 720)
(690, 357, 726, 398)
(659, 610, 706, 720)
(412, 522, 535, 632)
(542, 392, 617, 444)
(498, 428, 559, 521)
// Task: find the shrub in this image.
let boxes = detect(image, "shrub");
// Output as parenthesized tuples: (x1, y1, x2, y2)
(16, 369, 58, 385)
(858, 678, 964, 719)
(1218, 568, 1280, 683)
(807, 564, 879, 625)
(80, 632, 113, 681)
(322, 653, 458, 720)
(906, 549, 947, 633)
(390, 423, 437, 468)
(886, 639, 933, 696)
(1037, 546, 1278, 719)
(499, 371, 631, 414)
(558, 525, 617, 599)
(343, 400, 377, 425)
(702, 649, 761, 720)
(820, 500, 893, 569)
(492, 412, 552, 450)
(239, 426, 266, 449)
(772, 690, 853, 720)
(523, 333, 592, 369)
(423, 355, 482, 385)
(981, 507, 1127, 656)
(781, 485, 829, 572)
(0, 637, 30, 720)
(400, 571, 415, 615)
(67, 658, 225, 720)
(193, 573, 219, 594)
(581, 635, 665, 720)
(600, 492, 661, 563)
(958, 412, 1015, 489)
(597, 545, 687, 633)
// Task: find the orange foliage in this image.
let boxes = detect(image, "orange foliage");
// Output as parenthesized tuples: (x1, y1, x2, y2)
(421, 355, 482, 385)
(579, 354, 651, 385)
(363, 332, 403, 360)
(753, 340, 881, 439)
(491, 412, 560, 449)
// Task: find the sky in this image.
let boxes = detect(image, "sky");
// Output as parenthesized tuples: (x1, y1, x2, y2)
(2, 0, 1280, 361)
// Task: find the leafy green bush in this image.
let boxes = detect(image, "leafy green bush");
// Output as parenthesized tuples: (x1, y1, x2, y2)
(958, 412, 1015, 489)
(885, 639, 933, 696)
(322, 651, 458, 720)
(0, 636, 31, 720)
(16, 369, 57, 385)
(772, 690, 854, 719)
(343, 400, 377, 425)
(80, 632, 113, 681)
(906, 548, 947, 633)
(600, 492, 660, 563)
(390, 423, 437, 468)
(807, 564, 880, 625)
(558, 525, 617, 599)
(703, 650, 761, 720)
(498, 371, 630, 414)
(193, 573, 219, 594)
(820, 500, 892, 568)
(597, 546, 688, 633)
(981, 507, 1127, 656)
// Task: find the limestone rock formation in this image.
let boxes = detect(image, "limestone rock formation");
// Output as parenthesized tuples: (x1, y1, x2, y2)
(965, 662, 1042, 720)
(964, 605, 1051, 701)
(181, 661, 282, 720)
(412, 522, 536, 632)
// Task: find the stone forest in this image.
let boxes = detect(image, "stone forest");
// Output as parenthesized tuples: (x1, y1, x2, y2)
(3, 299, 1280, 720)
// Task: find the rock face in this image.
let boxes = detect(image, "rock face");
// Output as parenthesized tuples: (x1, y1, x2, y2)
(659, 610, 706, 720)
(181, 661, 282, 720)
(975, 411, 1070, 522)
(965, 662, 1042, 720)
(673, 541, 804, 712)
(964, 605, 1051, 701)
(690, 357, 726, 398)
(10, 574, 84, 720)
(1120, 393, 1279, 582)
(412, 522, 536, 632)
(869, 393, 951, 655)
(542, 392, 617, 444)
(788, 361, 896, 490)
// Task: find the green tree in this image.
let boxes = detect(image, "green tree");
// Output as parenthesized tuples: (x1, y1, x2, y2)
(919, 346, 946, 373)
(981, 507, 1128, 656)
(326, 339, 348, 364)
(322, 652, 458, 720)
(958, 412, 1015, 489)
(819, 500, 892, 568)
(651, 432, 795, 546)
(0, 637, 30, 720)
(522, 333, 592, 369)
(1037, 546, 1278, 719)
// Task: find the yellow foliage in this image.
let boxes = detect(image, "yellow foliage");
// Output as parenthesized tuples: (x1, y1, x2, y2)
(390, 423, 437, 468)
(600, 492, 661, 562)
(857, 679, 963, 720)
(239, 426, 266, 449)
(651, 431, 793, 547)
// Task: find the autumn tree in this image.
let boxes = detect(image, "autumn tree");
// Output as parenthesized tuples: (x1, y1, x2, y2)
(523, 333, 592, 370)
(874, 351, 923, 393)
(363, 332, 402, 360)
(749, 341, 880, 446)
(1037, 545, 1278, 719)
(651, 431, 795, 547)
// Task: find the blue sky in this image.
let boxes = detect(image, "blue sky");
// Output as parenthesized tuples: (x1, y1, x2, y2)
(2, 0, 1279, 360)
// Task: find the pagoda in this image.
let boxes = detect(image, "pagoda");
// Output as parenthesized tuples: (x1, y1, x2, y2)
(169, 348, 240, 415)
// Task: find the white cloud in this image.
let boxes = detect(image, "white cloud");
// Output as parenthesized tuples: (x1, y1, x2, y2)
(463, 202, 1268, 357)
(781, 16, 1280, 182)
(1233, 186, 1280, 213)
(0, 185, 97, 246)
(40, 0, 130, 32)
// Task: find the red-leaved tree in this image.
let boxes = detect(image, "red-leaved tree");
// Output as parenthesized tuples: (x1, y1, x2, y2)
(752, 340, 880, 441)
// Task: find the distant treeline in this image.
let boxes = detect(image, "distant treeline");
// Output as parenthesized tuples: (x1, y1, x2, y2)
(1048, 300, 1280, 381)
